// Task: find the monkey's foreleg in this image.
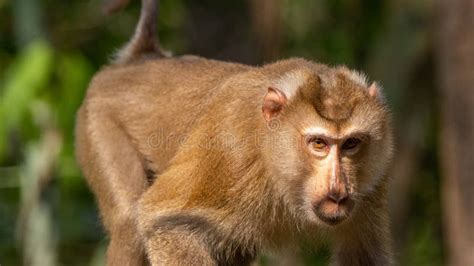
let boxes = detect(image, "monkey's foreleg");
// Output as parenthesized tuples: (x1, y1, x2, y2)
(136, 173, 224, 266)
(144, 227, 217, 265)
(138, 209, 218, 265)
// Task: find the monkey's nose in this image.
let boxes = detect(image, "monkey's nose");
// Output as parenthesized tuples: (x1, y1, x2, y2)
(327, 190, 349, 205)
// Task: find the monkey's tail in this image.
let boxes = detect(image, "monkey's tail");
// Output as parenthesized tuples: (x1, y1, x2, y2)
(104, 0, 169, 64)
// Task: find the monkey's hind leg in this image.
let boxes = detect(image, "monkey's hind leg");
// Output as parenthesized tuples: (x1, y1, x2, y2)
(76, 109, 149, 265)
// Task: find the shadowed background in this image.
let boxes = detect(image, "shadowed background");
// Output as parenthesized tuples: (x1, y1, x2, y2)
(0, 0, 472, 265)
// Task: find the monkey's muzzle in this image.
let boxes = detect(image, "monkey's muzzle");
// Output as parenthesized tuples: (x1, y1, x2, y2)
(312, 193, 355, 226)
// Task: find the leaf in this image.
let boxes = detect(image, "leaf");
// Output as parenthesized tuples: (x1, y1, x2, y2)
(0, 40, 54, 160)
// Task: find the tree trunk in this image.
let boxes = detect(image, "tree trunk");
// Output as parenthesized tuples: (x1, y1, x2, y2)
(436, 0, 474, 265)
(248, 0, 282, 61)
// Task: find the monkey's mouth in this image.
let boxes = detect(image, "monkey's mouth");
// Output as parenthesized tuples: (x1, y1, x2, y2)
(312, 198, 355, 226)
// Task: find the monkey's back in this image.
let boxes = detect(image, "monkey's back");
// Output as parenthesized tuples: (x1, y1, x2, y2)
(77, 55, 254, 182)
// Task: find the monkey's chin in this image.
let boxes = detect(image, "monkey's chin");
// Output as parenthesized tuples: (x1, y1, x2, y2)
(312, 200, 355, 226)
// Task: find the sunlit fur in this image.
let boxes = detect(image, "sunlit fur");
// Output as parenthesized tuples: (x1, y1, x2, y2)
(76, 1, 394, 265)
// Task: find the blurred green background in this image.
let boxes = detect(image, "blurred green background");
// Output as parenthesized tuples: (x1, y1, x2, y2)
(1, 0, 473, 265)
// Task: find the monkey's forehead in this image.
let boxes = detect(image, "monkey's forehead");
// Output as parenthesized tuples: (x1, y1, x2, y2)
(295, 95, 388, 139)
(263, 59, 383, 121)
(314, 69, 370, 121)
(268, 60, 370, 99)
(288, 68, 374, 121)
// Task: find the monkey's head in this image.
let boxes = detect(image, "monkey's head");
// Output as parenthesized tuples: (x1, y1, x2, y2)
(261, 63, 393, 226)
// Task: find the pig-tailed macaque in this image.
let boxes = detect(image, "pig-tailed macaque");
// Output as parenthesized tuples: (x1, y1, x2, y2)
(75, 0, 394, 265)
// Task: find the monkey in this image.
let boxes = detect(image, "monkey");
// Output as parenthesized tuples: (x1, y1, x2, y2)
(75, 0, 395, 265)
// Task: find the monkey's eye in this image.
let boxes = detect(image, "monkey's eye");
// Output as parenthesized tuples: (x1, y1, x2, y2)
(309, 138, 327, 150)
(342, 138, 361, 150)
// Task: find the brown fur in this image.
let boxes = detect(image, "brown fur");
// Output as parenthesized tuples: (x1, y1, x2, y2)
(75, 1, 394, 265)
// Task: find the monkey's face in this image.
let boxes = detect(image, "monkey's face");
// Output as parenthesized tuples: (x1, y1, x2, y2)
(299, 124, 380, 226)
(263, 68, 393, 226)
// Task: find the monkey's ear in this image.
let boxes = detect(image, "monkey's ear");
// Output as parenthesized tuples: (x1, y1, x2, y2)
(262, 87, 287, 122)
(368, 82, 384, 101)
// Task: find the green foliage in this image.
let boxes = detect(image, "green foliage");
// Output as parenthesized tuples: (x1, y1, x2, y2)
(0, 40, 54, 160)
